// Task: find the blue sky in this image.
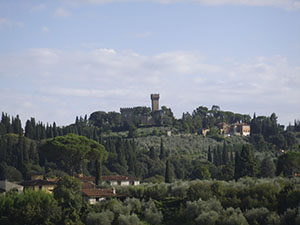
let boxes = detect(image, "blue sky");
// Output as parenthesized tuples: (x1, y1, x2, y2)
(1, 0, 300, 126)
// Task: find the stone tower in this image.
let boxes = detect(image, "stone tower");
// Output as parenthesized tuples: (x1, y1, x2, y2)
(151, 94, 160, 111)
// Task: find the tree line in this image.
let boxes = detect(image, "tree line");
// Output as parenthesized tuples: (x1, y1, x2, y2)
(1, 176, 300, 225)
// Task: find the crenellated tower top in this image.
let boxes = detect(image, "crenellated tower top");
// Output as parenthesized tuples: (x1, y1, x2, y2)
(151, 94, 160, 111)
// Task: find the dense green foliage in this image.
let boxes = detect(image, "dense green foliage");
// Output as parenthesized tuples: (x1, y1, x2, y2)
(40, 134, 108, 176)
(1, 106, 300, 224)
(1, 177, 300, 225)
(1, 107, 300, 181)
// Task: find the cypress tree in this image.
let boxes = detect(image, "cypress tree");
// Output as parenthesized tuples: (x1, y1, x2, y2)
(30, 118, 36, 139)
(0, 135, 7, 163)
(29, 142, 39, 164)
(159, 138, 166, 160)
(1, 113, 12, 134)
(230, 150, 234, 162)
(207, 146, 212, 162)
(25, 120, 33, 139)
(234, 151, 240, 180)
(165, 160, 174, 183)
(235, 145, 256, 179)
(222, 141, 228, 165)
(217, 145, 222, 166)
(53, 122, 58, 137)
(95, 160, 102, 186)
(213, 148, 218, 166)
(12, 115, 23, 135)
(17, 136, 24, 172)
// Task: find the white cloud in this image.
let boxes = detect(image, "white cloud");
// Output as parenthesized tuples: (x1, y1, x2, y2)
(31, 4, 46, 12)
(0, 18, 12, 29)
(42, 26, 50, 33)
(54, 7, 72, 18)
(135, 32, 151, 38)
(0, 18, 24, 30)
(69, 0, 300, 10)
(0, 48, 299, 125)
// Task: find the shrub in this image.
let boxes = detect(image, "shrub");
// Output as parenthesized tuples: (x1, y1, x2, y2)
(116, 213, 142, 225)
(220, 207, 249, 225)
(144, 208, 163, 225)
(86, 211, 114, 225)
(195, 210, 220, 225)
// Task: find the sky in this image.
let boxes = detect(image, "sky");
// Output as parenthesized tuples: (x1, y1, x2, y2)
(0, 0, 300, 127)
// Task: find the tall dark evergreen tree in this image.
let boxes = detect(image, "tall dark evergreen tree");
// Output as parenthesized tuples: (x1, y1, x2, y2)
(159, 138, 166, 160)
(12, 115, 23, 135)
(53, 122, 58, 137)
(234, 145, 256, 179)
(234, 151, 240, 180)
(213, 148, 218, 166)
(95, 160, 102, 186)
(1, 113, 12, 134)
(222, 141, 228, 165)
(16, 136, 24, 173)
(25, 120, 33, 139)
(230, 150, 234, 162)
(29, 142, 39, 164)
(165, 160, 174, 183)
(207, 146, 212, 162)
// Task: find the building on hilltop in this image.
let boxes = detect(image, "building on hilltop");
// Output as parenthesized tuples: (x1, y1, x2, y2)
(235, 122, 250, 136)
(217, 122, 250, 137)
(120, 94, 162, 126)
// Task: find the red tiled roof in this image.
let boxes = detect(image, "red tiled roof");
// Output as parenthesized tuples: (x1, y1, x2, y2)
(78, 175, 140, 182)
(102, 175, 140, 181)
(82, 182, 96, 189)
(81, 189, 116, 197)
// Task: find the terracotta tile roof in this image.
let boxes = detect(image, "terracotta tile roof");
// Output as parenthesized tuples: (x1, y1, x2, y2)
(78, 175, 140, 182)
(102, 175, 140, 181)
(81, 189, 116, 197)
